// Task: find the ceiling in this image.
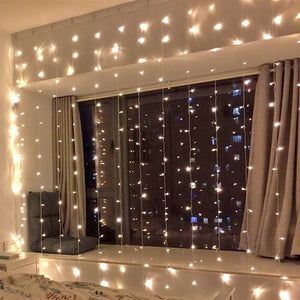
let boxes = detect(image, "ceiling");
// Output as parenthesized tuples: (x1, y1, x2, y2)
(0, 0, 134, 33)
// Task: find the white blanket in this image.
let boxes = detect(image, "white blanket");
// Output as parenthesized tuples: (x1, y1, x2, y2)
(0, 273, 184, 300)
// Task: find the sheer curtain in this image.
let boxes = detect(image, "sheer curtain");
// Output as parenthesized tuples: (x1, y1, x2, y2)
(240, 59, 300, 258)
(52, 96, 86, 237)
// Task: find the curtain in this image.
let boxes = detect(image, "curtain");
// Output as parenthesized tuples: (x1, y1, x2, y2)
(240, 59, 300, 258)
(52, 96, 86, 237)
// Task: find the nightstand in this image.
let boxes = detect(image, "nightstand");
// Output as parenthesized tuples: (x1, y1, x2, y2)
(0, 254, 38, 275)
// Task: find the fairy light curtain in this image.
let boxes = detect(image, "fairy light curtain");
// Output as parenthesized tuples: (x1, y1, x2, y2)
(52, 95, 86, 237)
(240, 59, 300, 259)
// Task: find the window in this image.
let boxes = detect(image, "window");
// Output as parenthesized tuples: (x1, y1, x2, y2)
(79, 75, 257, 250)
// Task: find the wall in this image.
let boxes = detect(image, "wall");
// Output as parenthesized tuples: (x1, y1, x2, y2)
(0, 29, 17, 251)
(0, 29, 52, 251)
(20, 89, 53, 193)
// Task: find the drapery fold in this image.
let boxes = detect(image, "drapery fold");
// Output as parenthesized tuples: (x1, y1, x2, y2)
(240, 59, 300, 258)
(52, 96, 86, 237)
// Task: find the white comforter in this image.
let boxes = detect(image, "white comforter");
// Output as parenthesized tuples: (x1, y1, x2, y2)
(0, 273, 183, 300)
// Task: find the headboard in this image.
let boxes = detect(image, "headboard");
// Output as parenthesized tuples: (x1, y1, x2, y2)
(27, 191, 60, 250)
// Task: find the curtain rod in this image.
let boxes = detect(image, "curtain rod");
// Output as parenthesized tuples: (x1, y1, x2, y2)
(77, 67, 259, 102)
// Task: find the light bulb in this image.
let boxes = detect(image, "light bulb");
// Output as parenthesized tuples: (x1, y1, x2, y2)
(72, 52, 79, 59)
(140, 22, 149, 32)
(214, 23, 223, 31)
(118, 26, 125, 33)
(138, 37, 146, 44)
(138, 58, 147, 64)
(72, 35, 79, 42)
(67, 66, 75, 76)
(241, 19, 250, 28)
(189, 25, 200, 35)
(263, 33, 273, 40)
(112, 43, 120, 54)
(94, 32, 101, 39)
(162, 16, 170, 24)
(273, 15, 282, 25)
(162, 35, 170, 43)
(38, 71, 45, 78)
(232, 39, 243, 45)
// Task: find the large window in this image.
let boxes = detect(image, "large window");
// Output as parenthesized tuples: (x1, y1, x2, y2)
(79, 76, 257, 251)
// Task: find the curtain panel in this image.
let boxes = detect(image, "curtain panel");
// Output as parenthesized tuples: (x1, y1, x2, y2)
(240, 59, 300, 258)
(52, 95, 86, 237)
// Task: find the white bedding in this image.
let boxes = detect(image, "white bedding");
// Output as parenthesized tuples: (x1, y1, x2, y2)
(0, 273, 184, 300)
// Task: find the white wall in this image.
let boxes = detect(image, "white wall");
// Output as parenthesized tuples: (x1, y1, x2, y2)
(20, 89, 53, 193)
(0, 29, 17, 251)
(0, 29, 53, 251)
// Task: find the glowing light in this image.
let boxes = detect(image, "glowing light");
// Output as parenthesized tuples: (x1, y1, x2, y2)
(162, 35, 170, 43)
(38, 71, 45, 78)
(67, 66, 75, 76)
(279, 290, 290, 300)
(72, 52, 79, 59)
(119, 26, 125, 33)
(72, 35, 79, 42)
(112, 43, 120, 54)
(221, 273, 231, 284)
(214, 23, 223, 31)
(99, 263, 108, 271)
(10, 92, 20, 105)
(138, 57, 147, 64)
(95, 83, 99, 89)
(140, 22, 149, 32)
(94, 32, 101, 39)
(145, 278, 153, 289)
(241, 19, 250, 27)
(162, 16, 170, 24)
(296, 13, 300, 19)
(119, 265, 126, 273)
(263, 33, 273, 40)
(189, 25, 200, 35)
(16, 50, 23, 56)
(138, 37, 146, 44)
(72, 267, 80, 278)
(209, 4, 215, 12)
(167, 267, 177, 275)
(100, 280, 109, 287)
(192, 280, 197, 286)
(273, 15, 282, 25)
(232, 39, 243, 45)
(253, 287, 264, 298)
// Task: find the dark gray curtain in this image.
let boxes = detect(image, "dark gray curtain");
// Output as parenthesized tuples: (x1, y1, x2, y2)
(52, 96, 86, 237)
(240, 59, 300, 258)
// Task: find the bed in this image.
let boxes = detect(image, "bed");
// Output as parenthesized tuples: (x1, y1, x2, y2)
(0, 272, 184, 300)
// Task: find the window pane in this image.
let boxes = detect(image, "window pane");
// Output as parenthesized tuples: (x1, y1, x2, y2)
(79, 75, 257, 251)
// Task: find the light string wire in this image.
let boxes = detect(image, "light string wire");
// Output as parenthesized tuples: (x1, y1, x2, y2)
(238, 1, 253, 296)
(211, 6, 222, 263)
(271, 0, 284, 285)
(93, 24, 102, 256)
(94, 97, 101, 254)
(51, 25, 63, 254)
(136, 17, 145, 270)
(91, 13, 102, 256)
(34, 31, 44, 254)
(186, 7, 195, 256)
(115, 19, 125, 258)
(14, 35, 26, 250)
(70, 19, 81, 257)
(160, 13, 169, 263)
(137, 89, 145, 260)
